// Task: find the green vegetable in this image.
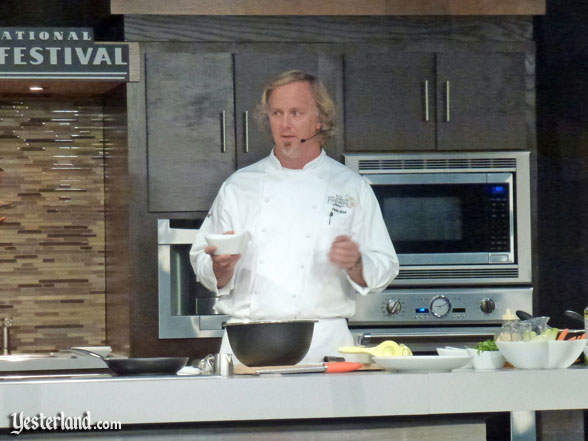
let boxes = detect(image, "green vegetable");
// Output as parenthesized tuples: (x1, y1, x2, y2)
(527, 327, 558, 341)
(474, 339, 498, 353)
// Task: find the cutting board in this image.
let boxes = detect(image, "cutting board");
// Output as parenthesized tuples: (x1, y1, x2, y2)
(234, 363, 382, 375)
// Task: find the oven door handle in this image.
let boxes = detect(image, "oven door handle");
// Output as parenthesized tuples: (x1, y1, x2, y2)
(359, 330, 496, 345)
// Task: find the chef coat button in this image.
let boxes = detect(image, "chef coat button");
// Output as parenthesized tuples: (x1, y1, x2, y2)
(259, 260, 264, 265)
(299, 264, 304, 269)
(264, 198, 269, 203)
(305, 233, 311, 238)
(261, 227, 266, 232)
(312, 205, 317, 209)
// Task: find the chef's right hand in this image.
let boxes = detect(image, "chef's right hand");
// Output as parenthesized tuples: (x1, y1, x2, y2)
(205, 231, 241, 289)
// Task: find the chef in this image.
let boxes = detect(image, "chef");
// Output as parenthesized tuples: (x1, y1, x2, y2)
(190, 70, 399, 363)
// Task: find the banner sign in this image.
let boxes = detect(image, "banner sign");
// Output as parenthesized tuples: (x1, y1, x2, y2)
(0, 27, 130, 80)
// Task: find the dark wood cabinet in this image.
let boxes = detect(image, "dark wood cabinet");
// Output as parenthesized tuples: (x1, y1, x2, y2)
(144, 45, 528, 212)
(345, 51, 436, 151)
(435, 52, 526, 150)
(344, 50, 527, 151)
(145, 51, 235, 212)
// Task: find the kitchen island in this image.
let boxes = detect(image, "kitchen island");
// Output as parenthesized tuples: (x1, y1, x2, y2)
(1, 366, 586, 440)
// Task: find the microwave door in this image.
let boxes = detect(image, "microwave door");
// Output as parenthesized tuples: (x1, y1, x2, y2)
(367, 173, 515, 267)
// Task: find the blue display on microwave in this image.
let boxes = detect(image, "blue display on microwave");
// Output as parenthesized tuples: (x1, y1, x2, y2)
(489, 185, 506, 195)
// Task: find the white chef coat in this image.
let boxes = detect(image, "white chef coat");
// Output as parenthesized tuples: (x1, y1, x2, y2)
(190, 148, 399, 363)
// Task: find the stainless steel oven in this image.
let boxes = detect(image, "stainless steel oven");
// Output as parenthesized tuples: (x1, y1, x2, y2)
(344, 151, 531, 286)
(348, 286, 532, 351)
(343, 151, 533, 351)
(158, 219, 226, 338)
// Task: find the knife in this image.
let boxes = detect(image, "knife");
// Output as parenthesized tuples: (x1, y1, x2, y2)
(255, 362, 363, 375)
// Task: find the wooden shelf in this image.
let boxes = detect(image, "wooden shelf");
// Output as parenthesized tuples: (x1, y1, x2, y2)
(111, 0, 546, 16)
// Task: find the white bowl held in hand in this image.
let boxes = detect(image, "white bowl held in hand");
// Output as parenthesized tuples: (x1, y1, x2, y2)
(466, 348, 505, 370)
(205, 231, 250, 255)
(497, 339, 587, 369)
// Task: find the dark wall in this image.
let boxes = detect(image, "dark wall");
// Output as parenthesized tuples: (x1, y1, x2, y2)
(0, 0, 123, 40)
(535, 0, 588, 327)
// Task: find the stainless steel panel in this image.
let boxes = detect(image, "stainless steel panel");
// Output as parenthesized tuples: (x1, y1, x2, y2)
(350, 286, 532, 325)
(158, 219, 198, 245)
(344, 151, 531, 286)
(158, 219, 226, 339)
(364, 172, 511, 185)
(350, 326, 500, 353)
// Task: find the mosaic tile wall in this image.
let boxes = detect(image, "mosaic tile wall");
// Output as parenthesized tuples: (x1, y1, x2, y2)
(0, 97, 106, 353)
(103, 87, 131, 355)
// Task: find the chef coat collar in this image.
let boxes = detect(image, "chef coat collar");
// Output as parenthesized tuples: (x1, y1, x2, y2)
(268, 147, 326, 176)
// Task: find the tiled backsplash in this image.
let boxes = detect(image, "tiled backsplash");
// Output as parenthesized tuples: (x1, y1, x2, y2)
(0, 97, 106, 353)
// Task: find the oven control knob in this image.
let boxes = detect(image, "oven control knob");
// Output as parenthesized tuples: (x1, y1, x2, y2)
(480, 298, 496, 314)
(385, 300, 402, 315)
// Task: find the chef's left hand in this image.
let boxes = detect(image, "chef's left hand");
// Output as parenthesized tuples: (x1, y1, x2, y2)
(329, 235, 366, 287)
(329, 235, 361, 270)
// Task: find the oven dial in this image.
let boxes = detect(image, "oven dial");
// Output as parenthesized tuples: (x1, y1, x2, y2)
(480, 298, 496, 314)
(385, 299, 402, 315)
(430, 296, 451, 318)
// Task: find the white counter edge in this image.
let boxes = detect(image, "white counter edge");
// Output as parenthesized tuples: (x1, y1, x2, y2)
(0, 367, 587, 429)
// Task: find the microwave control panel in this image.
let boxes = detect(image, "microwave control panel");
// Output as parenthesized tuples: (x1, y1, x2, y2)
(349, 287, 532, 325)
(488, 191, 511, 252)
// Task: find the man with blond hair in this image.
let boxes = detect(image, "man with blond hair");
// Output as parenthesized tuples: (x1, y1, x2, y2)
(191, 70, 398, 363)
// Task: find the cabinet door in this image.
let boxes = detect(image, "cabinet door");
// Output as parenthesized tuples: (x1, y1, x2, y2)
(234, 51, 330, 169)
(146, 52, 235, 212)
(344, 52, 436, 151)
(436, 52, 526, 150)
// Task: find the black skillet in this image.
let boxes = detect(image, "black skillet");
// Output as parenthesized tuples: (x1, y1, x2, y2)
(515, 310, 534, 320)
(72, 349, 187, 375)
(563, 310, 585, 325)
(519, 309, 585, 326)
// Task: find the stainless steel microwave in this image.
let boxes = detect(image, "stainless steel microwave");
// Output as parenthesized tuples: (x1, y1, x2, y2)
(344, 151, 531, 286)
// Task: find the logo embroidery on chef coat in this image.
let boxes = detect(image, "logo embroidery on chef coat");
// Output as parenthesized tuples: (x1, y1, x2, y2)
(327, 195, 355, 225)
(327, 194, 355, 213)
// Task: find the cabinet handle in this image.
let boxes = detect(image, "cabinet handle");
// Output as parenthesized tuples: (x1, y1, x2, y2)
(424, 80, 430, 122)
(445, 81, 451, 122)
(244, 110, 249, 153)
(221, 110, 226, 153)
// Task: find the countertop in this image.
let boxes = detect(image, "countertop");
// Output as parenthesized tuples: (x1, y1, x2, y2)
(1, 365, 587, 429)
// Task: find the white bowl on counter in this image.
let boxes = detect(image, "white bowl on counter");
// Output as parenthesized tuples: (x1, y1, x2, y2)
(466, 348, 505, 370)
(373, 355, 472, 372)
(546, 339, 586, 368)
(496, 339, 587, 369)
(436, 347, 473, 369)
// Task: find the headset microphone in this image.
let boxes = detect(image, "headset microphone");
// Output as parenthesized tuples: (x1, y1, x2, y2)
(300, 130, 321, 144)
